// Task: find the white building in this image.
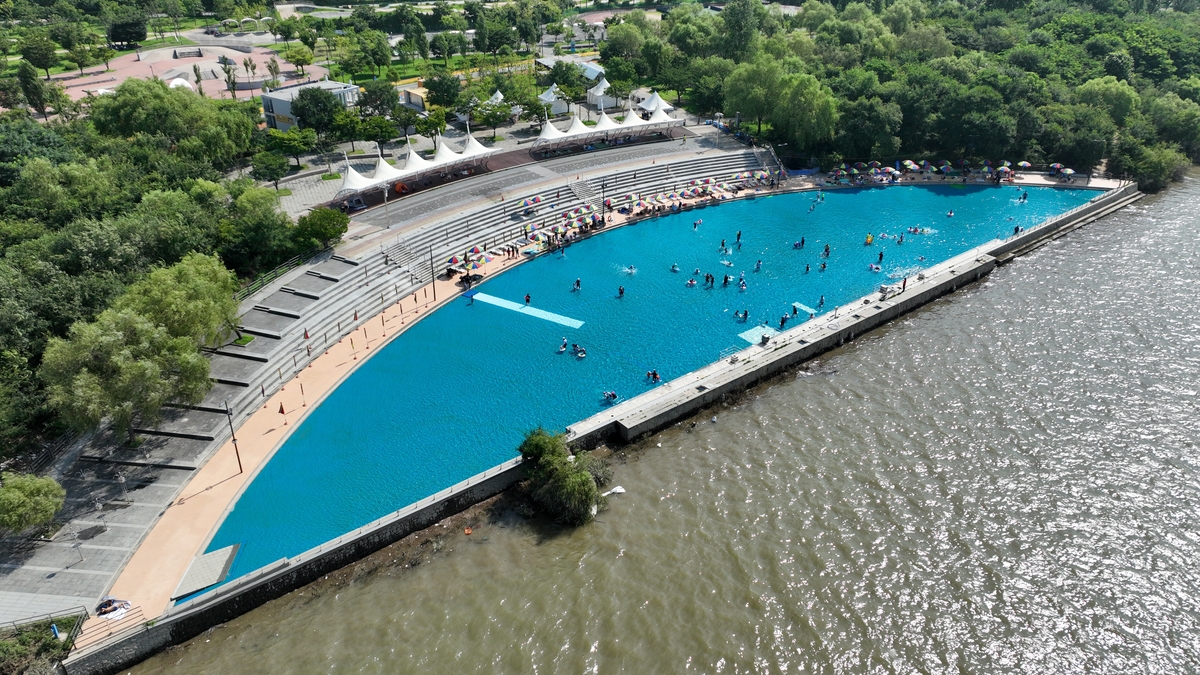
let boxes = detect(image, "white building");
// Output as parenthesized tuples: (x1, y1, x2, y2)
(262, 79, 360, 131)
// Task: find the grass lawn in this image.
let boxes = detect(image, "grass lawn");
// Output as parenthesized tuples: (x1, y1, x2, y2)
(321, 173, 341, 180)
(348, 149, 366, 155)
(233, 334, 256, 346)
(275, 188, 293, 196)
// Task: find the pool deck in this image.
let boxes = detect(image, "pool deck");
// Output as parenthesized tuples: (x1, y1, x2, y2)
(84, 170, 1130, 646)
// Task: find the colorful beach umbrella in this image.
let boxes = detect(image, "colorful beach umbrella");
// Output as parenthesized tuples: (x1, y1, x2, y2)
(1050, 163, 1064, 169)
(997, 166, 1013, 173)
(446, 255, 463, 265)
(474, 254, 493, 264)
(466, 260, 486, 270)
(529, 232, 549, 242)
(1061, 168, 1076, 175)
(1017, 161, 1032, 168)
(867, 161, 881, 168)
(1000, 160, 1011, 167)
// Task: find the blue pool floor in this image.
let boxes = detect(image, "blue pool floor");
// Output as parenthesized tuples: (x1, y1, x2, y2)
(196, 184, 1094, 588)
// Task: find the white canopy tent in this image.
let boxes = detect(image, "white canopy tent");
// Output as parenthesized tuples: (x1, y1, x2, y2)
(586, 77, 620, 109)
(432, 136, 463, 165)
(168, 77, 194, 90)
(337, 162, 378, 195)
(637, 91, 673, 112)
(538, 84, 568, 116)
(461, 132, 492, 158)
(593, 110, 621, 133)
(647, 103, 675, 125)
(565, 114, 592, 137)
(537, 117, 568, 143)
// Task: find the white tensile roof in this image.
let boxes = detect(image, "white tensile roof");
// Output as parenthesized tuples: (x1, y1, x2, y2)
(400, 141, 435, 173)
(593, 110, 621, 132)
(537, 118, 567, 142)
(432, 136, 463, 165)
(637, 91, 673, 112)
(461, 133, 491, 158)
(565, 115, 591, 136)
(168, 77, 194, 89)
(588, 77, 610, 96)
(372, 156, 407, 182)
(647, 103, 674, 124)
(338, 163, 378, 194)
(538, 84, 563, 103)
(485, 90, 504, 105)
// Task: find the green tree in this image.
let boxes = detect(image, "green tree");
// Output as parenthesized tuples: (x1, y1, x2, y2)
(16, 61, 49, 119)
(602, 23, 644, 60)
(517, 428, 606, 527)
(1076, 75, 1140, 126)
(361, 115, 397, 155)
(475, 101, 510, 139)
(415, 107, 447, 139)
(40, 308, 211, 444)
(358, 79, 398, 118)
(293, 207, 349, 249)
(723, 57, 781, 133)
(0, 473, 65, 534)
(771, 73, 839, 151)
(112, 253, 239, 348)
(268, 126, 317, 167)
(19, 32, 59, 80)
(424, 69, 461, 107)
(291, 86, 341, 137)
(66, 43, 93, 76)
(251, 150, 290, 190)
(283, 45, 313, 75)
(721, 0, 759, 61)
(332, 109, 364, 151)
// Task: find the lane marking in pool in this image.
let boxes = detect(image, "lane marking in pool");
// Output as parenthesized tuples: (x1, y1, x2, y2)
(793, 302, 818, 315)
(468, 292, 585, 329)
(738, 325, 780, 344)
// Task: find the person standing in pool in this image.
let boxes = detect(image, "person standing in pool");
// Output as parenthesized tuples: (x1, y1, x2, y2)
(878, 251, 884, 263)
(736, 231, 742, 243)
(618, 286, 625, 298)
(805, 264, 810, 273)
(823, 244, 831, 257)
(573, 278, 581, 291)
(525, 294, 531, 305)
(818, 295, 825, 308)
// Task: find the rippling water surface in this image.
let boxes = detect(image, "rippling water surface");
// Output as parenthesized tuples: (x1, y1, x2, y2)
(133, 177, 1200, 674)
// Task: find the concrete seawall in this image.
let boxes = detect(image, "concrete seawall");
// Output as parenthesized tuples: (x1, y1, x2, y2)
(59, 181, 1141, 675)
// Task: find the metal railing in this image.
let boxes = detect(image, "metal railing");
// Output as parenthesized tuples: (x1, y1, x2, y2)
(235, 246, 331, 302)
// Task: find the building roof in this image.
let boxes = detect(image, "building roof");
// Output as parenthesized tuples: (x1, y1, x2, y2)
(263, 79, 359, 102)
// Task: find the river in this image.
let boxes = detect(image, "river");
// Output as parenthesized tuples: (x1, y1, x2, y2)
(130, 176, 1200, 674)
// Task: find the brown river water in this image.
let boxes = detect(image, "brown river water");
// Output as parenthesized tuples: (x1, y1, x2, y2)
(130, 176, 1200, 674)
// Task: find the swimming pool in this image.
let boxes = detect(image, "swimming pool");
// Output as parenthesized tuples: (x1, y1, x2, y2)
(200, 184, 1095, 584)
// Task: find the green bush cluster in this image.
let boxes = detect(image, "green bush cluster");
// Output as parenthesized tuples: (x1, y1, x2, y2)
(0, 614, 81, 674)
(518, 428, 610, 527)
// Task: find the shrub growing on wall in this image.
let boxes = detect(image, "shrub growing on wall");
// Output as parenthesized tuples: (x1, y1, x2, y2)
(518, 428, 608, 526)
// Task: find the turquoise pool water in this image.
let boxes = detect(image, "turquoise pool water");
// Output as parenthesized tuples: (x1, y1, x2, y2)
(200, 184, 1094, 585)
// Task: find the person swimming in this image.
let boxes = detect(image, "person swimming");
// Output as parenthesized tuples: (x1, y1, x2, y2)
(755, 260, 762, 271)
(823, 244, 831, 256)
(820, 262, 827, 271)
(694, 267, 701, 275)
(794, 241, 802, 249)
(626, 265, 637, 274)
(618, 285, 625, 297)
(561, 337, 568, 351)
(947, 210, 954, 217)
(670, 263, 680, 272)
(687, 278, 697, 287)
(739, 280, 747, 290)
(818, 295, 825, 307)
(805, 264, 810, 273)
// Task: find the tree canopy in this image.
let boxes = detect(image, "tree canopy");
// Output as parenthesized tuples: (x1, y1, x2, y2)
(0, 473, 65, 534)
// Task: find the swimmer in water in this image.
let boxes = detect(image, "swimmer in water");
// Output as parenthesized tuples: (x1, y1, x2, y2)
(670, 263, 679, 272)
(626, 265, 636, 274)
(694, 268, 701, 275)
(823, 244, 831, 257)
(739, 280, 747, 290)
(878, 251, 884, 263)
(561, 337, 568, 351)
(755, 260, 762, 271)
(818, 295, 825, 307)
(805, 264, 810, 273)
(947, 210, 954, 217)
(801, 237, 806, 248)
(820, 262, 827, 271)
(618, 285, 625, 297)
(687, 278, 697, 287)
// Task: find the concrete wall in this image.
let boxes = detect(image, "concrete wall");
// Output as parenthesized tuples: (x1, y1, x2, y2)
(61, 459, 525, 675)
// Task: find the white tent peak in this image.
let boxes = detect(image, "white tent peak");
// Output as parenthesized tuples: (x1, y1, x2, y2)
(485, 90, 504, 105)
(565, 114, 591, 136)
(637, 91, 674, 112)
(432, 135, 463, 165)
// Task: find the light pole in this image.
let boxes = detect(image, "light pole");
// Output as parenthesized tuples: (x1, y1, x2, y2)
(224, 400, 243, 474)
